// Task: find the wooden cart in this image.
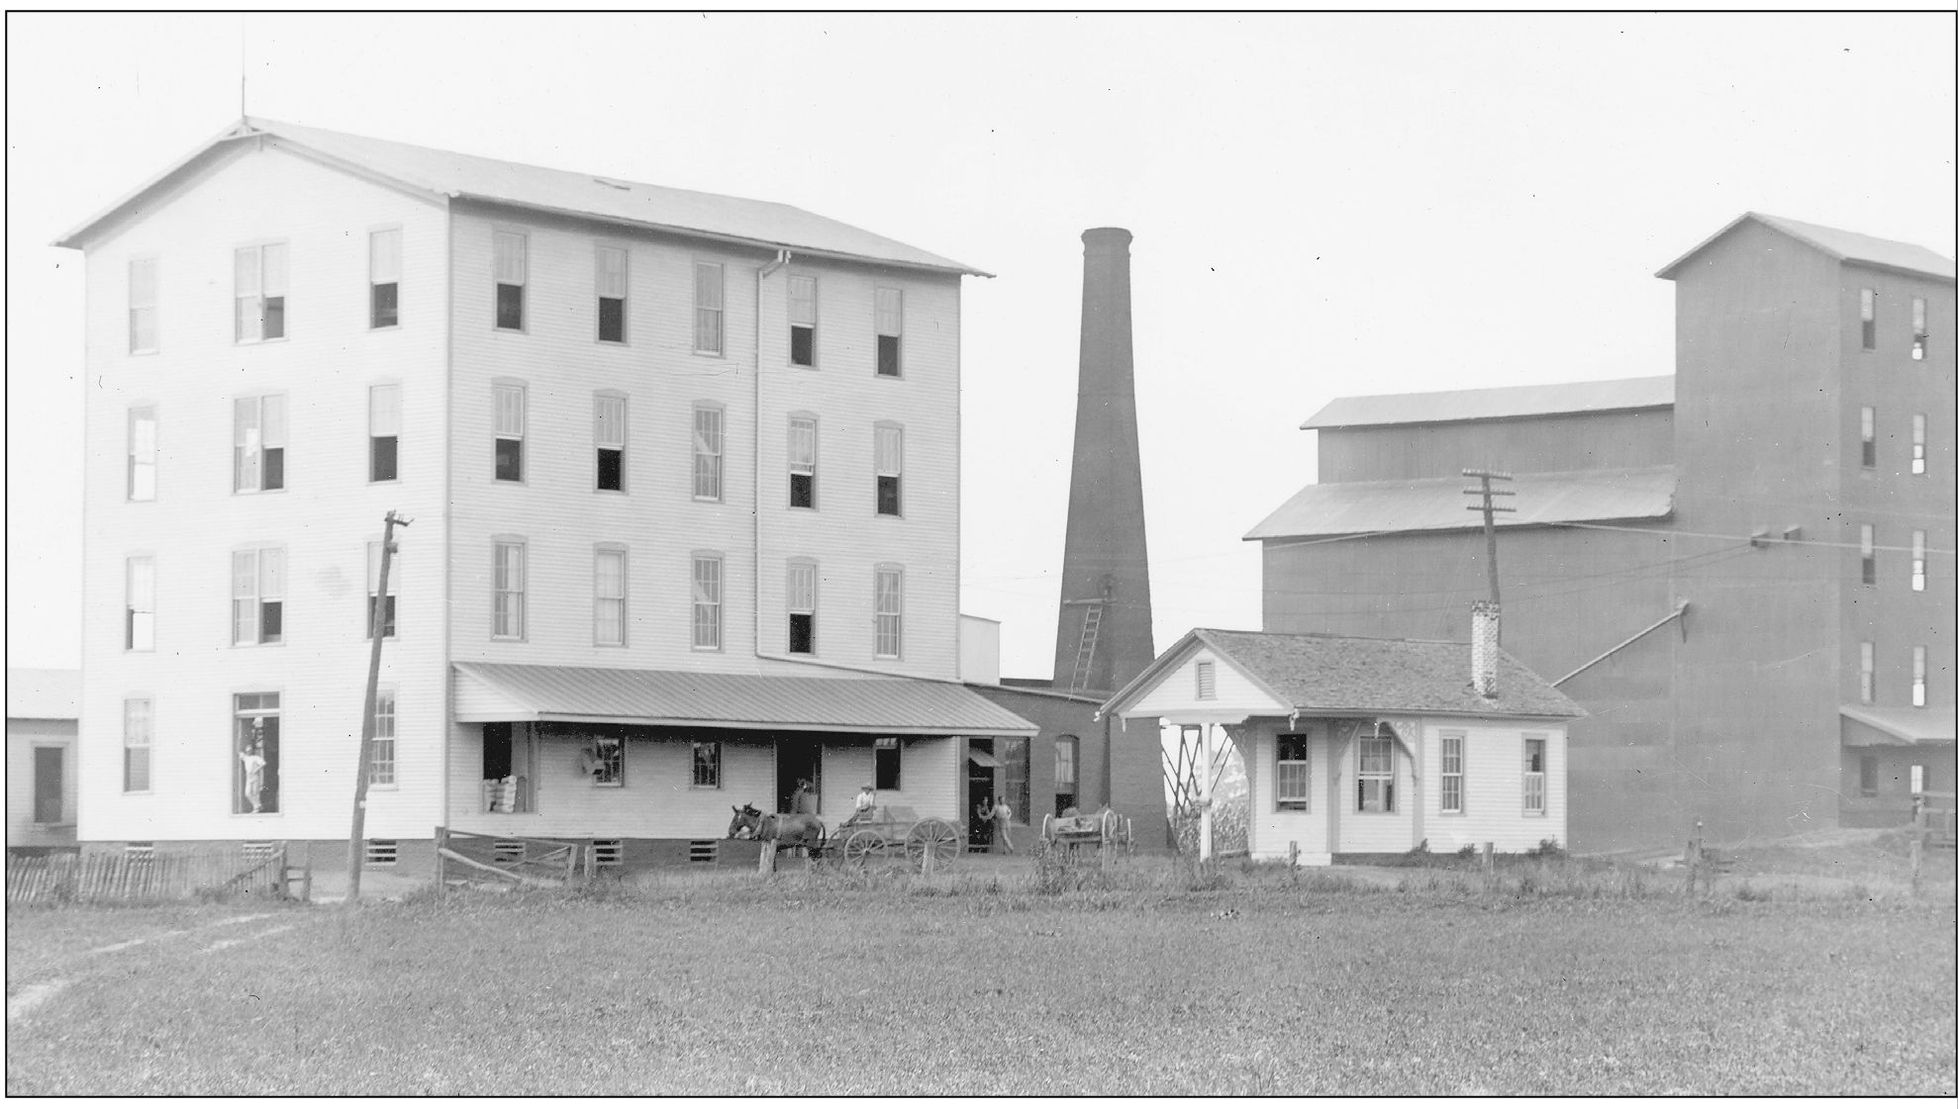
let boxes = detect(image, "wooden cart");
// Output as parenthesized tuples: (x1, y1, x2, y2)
(1041, 808, 1132, 857)
(832, 805, 964, 869)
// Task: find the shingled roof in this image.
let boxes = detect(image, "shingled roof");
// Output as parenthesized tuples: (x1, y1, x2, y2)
(1103, 629, 1584, 721)
(55, 117, 988, 276)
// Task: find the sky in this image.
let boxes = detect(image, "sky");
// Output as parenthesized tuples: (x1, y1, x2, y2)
(7, 12, 1956, 680)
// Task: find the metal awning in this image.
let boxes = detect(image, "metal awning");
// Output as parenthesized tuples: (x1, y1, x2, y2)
(1841, 705, 1956, 748)
(966, 749, 998, 767)
(453, 663, 1038, 737)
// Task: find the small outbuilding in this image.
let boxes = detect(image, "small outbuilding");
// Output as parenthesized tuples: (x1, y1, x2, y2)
(1100, 611, 1584, 864)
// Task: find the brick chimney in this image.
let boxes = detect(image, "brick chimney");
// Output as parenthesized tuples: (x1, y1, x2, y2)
(1470, 601, 1500, 698)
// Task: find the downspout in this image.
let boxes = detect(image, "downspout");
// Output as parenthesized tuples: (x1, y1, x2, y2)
(752, 249, 790, 663)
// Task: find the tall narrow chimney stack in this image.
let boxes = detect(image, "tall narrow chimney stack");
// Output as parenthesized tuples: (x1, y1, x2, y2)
(1053, 228, 1155, 694)
(1470, 601, 1501, 698)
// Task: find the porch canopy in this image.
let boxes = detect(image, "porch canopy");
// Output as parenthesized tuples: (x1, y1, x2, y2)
(454, 663, 1038, 737)
(1841, 705, 1957, 748)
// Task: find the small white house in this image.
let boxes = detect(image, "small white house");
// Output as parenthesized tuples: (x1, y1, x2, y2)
(1100, 611, 1583, 864)
(8, 669, 81, 849)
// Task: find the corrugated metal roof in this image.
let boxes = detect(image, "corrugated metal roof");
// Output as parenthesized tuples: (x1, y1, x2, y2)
(7, 669, 80, 720)
(1840, 705, 1955, 747)
(1104, 629, 1582, 721)
(453, 663, 1037, 736)
(1303, 376, 1674, 430)
(56, 118, 988, 276)
(1245, 465, 1675, 540)
(1657, 212, 1956, 282)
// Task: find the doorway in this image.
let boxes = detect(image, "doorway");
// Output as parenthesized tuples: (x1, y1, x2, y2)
(34, 746, 63, 824)
(777, 742, 821, 815)
(967, 739, 997, 851)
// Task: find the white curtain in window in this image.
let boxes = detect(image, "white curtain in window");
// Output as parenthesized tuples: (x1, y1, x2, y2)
(788, 562, 817, 612)
(370, 230, 402, 284)
(875, 288, 902, 336)
(260, 395, 287, 450)
(235, 247, 261, 297)
(494, 385, 525, 438)
(259, 548, 285, 601)
(789, 417, 816, 470)
(493, 232, 526, 285)
(875, 425, 902, 476)
(788, 275, 816, 326)
(597, 247, 627, 299)
(595, 395, 626, 448)
(370, 384, 402, 438)
(261, 243, 288, 297)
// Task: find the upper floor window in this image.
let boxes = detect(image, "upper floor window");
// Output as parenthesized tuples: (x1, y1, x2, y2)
(370, 687, 398, 787)
(874, 564, 903, 659)
(127, 406, 157, 501)
(369, 384, 401, 483)
(1860, 288, 1876, 351)
(1276, 733, 1309, 812)
(788, 274, 817, 366)
(493, 382, 525, 482)
(787, 559, 817, 655)
(233, 394, 287, 493)
(875, 287, 903, 377)
(126, 556, 155, 652)
(594, 545, 627, 647)
(595, 245, 627, 343)
(1522, 737, 1547, 815)
(366, 541, 399, 639)
(1861, 524, 1876, 586)
(594, 393, 626, 492)
(231, 547, 285, 646)
(129, 257, 159, 353)
(1912, 531, 1926, 592)
(694, 261, 724, 355)
(1440, 733, 1465, 814)
(1860, 406, 1876, 469)
(692, 553, 723, 650)
(788, 415, 817, 509)
(693, 405, 723, 501)
(1860, 641, 1876, 703)
(875, 424, 904, 517)
(1912, 297, 1928, 361)
(235, 242, 288, 343)
(492, 538, 526, 640)
(370, 229, 401, 329)
(1913, 646, 1928, 708)
(493, 231, 526, 331)
(1913, 414, 1926, 475)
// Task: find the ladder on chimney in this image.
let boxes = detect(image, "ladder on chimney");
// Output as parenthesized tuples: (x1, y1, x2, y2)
(1068, 603, 1103, 695)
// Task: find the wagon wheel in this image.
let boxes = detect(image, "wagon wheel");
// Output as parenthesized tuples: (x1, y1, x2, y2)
(842, 829, 886, 865)
(906, 819, 962, 869)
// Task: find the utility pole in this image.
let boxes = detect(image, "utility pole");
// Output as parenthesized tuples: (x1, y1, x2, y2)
(348, 510, 409, 903)
(1462, 470, 1515, 609)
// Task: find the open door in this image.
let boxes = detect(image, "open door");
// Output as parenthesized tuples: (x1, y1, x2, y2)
(34, 746, 63, 824)
(777, 741, 821, 815)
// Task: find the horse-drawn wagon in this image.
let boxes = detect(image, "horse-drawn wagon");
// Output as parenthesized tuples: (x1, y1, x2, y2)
(1041, 807, 1132, 857)
(728, 803, 963, 870)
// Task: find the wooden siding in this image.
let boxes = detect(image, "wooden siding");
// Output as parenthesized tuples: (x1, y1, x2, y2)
(8, 720, 78, 846)
(1414, 718, 1568, 853)
(77, 145, 453, 843)
(1125, 648, 1288, 720)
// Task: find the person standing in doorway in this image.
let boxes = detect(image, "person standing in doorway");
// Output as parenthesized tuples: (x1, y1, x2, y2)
(238, 739, 267, 813)
(791, 778, 816, 815)
(986, 794, 1014, 855)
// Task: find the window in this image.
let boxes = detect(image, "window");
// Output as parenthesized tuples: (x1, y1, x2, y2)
(693, 405, 724, 501)
(1912, 531, 1926, 592)
(874, 565, 903, 658)
(1859, 754, 1878, 796)
(875, 424, 903, 517)
(1911, 764, 1925, 795)
(1861, 524, 1876, 586)
(366, 541, 399, 639)
(998, 736, 1030, 821)
(369, 384, 400, 483)
(789, 415, 817, 509)
(123, 698, 152, 793)
(788, 274, 817, 366)
(129, 257, 159, 353)
(876, 739, 903, 792)
(231, 547, 285, 646)
(1357, 732, 1395, 813)
(1523, 737, 1546, 815)
(127, 406, 157, 501)
(370, 687, 396, 787)
(787, 559, 817, 655)
(1913, 646, 1927, 709)
(492, 539, 526, 640)
(692, 554, 722, 650)
(691, 740, 721, 789)
(875, 287, 903, 377)
(1860, 641, 1876, 703)
(1054, 736, 1079, 813)
(233, 394, 287, 493)
(1440, 732, 1465, 814)
(1861, 406, 1876, 469)
(594, 393, 626, 492)
(1195, 660, 1216, 700)
(370, 229, 401, 329)
(694, 261, 723, 354)
(1912, 296, 1927, 361)
(1860, 287, 1876, 351)
(234, 242, 288, 342)
(1913, 414, 1926, 475)
(493, 382, 525, 482)
(596, 245, 627, 343)
(234, 692, 280, 814)
(126, 556, 155, 651)
(1276, 734, 1310, 811)
(586, 735, 623, 787)
(594, 546, 627, 647)
(493, 231, 526, 330)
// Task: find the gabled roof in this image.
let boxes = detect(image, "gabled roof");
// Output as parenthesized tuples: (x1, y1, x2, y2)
(1102, 629, 1584, 722)
(7, 669, 80, 720)
(1245, 465, 1675, 541)
(453, 663, 1037, 736)
(1656, 212, 1955, 283)
(55, 117, 989, 276)
(1302, 376, 1674, 431)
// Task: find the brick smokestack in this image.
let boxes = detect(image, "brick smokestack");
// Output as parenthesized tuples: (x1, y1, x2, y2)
(1470, 601, 1500, 698)
(1053, 228, 1155, 694)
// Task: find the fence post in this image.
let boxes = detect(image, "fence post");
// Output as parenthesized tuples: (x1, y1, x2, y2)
(1481, 841, 1495, 874)
(758, 840, 777, 874)
(1910, 805, 1925, 896)
(1289, 841, 1300, 884)
(1686, 822, 1704, 896)
(434, 827, 446, 893)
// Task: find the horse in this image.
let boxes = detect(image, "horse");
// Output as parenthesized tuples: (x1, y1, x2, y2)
(728, 804, 827, 861)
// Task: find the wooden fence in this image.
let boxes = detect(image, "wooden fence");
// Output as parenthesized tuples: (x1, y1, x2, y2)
(6, 844, 296, 906)
(434, 827, 579, 890)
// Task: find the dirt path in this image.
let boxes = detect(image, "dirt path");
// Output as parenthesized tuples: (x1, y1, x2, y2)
(7, 911, 306, 1027)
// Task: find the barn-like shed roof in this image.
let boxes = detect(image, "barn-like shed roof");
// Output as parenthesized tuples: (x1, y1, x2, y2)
(1656, 212, 1955, 283)
(1302, 376, 1674, 431)
(1245, 464, 1675, 541)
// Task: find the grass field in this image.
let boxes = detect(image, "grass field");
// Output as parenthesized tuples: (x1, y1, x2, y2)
(7, 855, 1953, 1096)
